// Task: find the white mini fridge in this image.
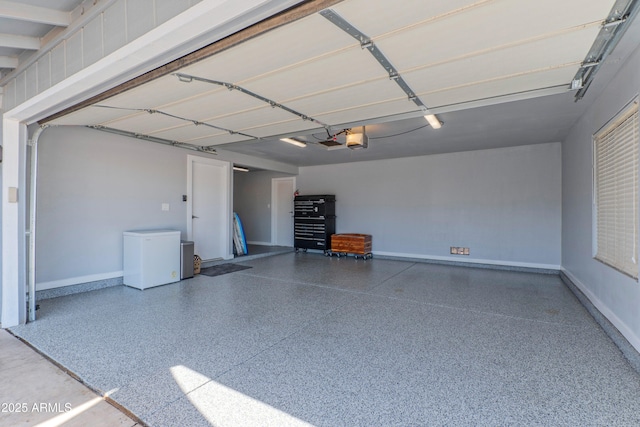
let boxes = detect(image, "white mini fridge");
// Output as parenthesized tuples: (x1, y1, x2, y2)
(123, 230, 181, 289)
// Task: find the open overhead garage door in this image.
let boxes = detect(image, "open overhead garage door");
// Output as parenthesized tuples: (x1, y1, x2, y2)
(43, 0, 637, 158)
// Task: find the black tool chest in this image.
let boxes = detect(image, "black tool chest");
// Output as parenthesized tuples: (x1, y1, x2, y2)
(294, 195, 336, 253)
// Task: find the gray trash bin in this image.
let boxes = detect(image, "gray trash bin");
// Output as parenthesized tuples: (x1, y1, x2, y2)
(180, 241, 194, 279)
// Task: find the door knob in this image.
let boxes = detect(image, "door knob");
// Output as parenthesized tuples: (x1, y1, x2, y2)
(192, 215, 199, 219)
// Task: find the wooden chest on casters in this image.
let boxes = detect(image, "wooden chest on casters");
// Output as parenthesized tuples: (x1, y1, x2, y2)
(330, 234, 372, 259)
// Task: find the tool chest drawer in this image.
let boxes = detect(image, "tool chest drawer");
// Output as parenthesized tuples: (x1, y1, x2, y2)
(294, 195, 336, 217)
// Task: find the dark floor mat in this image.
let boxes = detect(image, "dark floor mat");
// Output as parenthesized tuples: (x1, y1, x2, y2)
(199, 264, 252, 277)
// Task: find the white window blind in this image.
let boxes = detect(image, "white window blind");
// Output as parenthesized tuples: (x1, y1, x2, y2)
(594, 100, 639, 279)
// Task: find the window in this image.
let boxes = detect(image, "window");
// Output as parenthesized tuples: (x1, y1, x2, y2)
(593, 99, 639, 279)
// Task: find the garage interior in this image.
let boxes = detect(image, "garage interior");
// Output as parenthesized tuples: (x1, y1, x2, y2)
(2, 0, 640, 425)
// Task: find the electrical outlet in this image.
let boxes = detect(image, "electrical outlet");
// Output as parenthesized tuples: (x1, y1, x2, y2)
(451, 246, 470, 255)
(161, 203, 170, 211)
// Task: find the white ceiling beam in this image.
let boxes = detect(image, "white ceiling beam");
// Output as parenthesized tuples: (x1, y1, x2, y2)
(0, 56, 19, 68)
(0, 33, 40, 50)
(0, 1, 71, 27)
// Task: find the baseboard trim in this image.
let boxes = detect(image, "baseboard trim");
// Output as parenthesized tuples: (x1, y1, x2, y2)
(560, 269, 640, 372)
(36, 276, 123, 300)
(37, 271, 124, 291)
(372, 251, 561, 273)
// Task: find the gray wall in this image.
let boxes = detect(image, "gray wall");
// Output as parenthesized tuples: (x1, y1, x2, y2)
(562, 41, 640, 350)
(36, 126, 190, 286)
(297, 142, 562, 268)
(35, 126, 296, 289)
(233, 170, 291, 244)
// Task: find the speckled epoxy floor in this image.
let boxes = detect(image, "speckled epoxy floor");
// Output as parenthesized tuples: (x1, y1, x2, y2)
(9, 253, 640, 426)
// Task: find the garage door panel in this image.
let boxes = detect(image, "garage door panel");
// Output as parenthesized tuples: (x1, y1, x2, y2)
(286, 79, 408, 118)
(181, 14, 355, 85)
(150, 123, 228, 141)
(160, 88, 266, 122)
(402, 27, 599, 97)
(185, 133, 252, 146)
(378, 18, 602, 75)
(335, 0, 614, 44)
(331, 0, 481, 38)
(241, 119, 321, 138)
(212, 106, 297, 131)
(315, 98, 418, 127)
(243, 46, 385, 102)
(103, 111, 186, 135)
(423, 67, 575, 109)
(99, 75, 212, 110)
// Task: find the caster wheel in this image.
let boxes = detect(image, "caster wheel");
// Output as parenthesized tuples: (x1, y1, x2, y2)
(295, 248, 299, 253)
(303, 248, 308, 253)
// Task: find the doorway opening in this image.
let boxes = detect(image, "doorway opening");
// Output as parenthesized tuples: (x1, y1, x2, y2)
(272, 176, 296, 247)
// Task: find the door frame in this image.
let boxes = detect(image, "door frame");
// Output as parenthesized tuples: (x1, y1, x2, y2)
(187, 155, 233, 260)
(271, 176, 296, 246)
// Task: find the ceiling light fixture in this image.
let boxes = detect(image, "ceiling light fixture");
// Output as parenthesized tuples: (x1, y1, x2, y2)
(424, 114, 442, 129)
(280, 137, 307, 148)
(233, 166, 249, 172)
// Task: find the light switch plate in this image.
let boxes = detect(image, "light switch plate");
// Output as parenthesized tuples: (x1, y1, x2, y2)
(8, 187, 18, 203)
(162, 203, 170, 211)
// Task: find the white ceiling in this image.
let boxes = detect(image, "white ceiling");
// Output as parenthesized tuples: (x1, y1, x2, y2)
(0, 0, 83, 78)
(43, 0, 639, 167)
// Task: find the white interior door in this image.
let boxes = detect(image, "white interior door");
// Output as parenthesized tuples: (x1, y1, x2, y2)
(188, 156, 231, 261)
(272, 177, 295, 247)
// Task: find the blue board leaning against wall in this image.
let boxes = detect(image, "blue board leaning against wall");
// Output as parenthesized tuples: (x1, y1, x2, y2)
(233, 212, 248, 255)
